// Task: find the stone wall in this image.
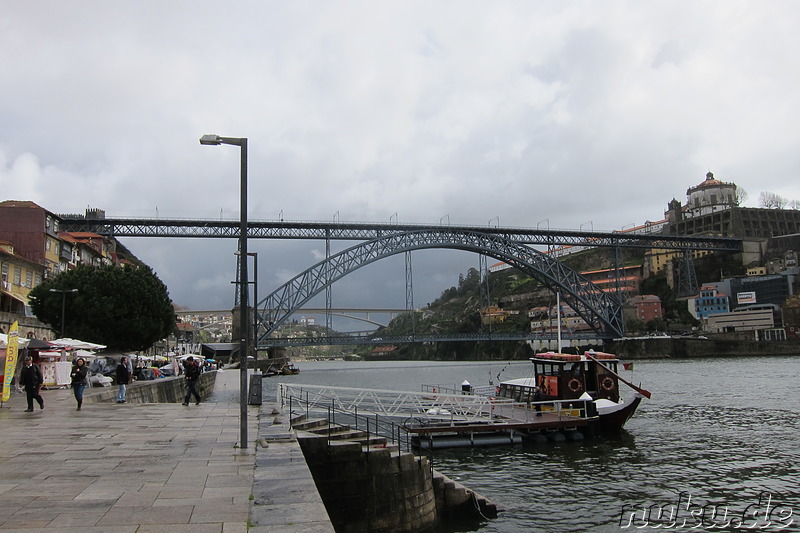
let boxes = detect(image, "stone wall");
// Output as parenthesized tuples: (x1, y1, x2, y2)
(84, 371, 217, 404)
(298, 434, 438, 533)
(0, 312, 54, 340)
(609, 337, 800, 359)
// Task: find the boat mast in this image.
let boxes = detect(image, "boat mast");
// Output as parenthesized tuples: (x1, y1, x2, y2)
(556, 291, 563, 353)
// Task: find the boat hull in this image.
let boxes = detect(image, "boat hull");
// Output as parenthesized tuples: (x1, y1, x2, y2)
(595, 394, 642, 432)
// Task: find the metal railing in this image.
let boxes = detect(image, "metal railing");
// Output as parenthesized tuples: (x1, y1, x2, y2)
(282, 384, 415, 455)
(280, 382, 508, 423)
(280, 382, 594, 433)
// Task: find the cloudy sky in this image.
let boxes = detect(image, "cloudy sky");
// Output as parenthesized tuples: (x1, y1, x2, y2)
(2, 2, 799, 324)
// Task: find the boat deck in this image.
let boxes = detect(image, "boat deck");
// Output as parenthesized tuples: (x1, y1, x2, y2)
(406, 404, 591, 435)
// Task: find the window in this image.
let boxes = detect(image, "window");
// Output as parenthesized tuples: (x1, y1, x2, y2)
(14, 267, 21, 286)
(26, 271, 32, 288)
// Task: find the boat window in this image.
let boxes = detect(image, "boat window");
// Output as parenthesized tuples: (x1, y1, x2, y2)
(535, 362, 562, 376)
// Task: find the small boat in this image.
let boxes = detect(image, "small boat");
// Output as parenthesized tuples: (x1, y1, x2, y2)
(280, 363, 300, 375)
(495, 350, 649, 432)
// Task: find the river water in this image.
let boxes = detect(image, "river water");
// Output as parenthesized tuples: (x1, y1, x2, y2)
(260, 357, 800, 532)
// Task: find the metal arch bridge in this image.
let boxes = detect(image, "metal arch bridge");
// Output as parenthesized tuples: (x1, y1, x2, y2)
(59, 215, 742, 252)
(255, 228, 628, 345)
(59, 214, 742, 347)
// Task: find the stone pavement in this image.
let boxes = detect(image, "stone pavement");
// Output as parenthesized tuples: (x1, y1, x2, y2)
(0, 370, 259, 532)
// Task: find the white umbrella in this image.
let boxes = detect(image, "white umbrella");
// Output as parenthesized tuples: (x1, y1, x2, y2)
(178, 354, 205, 361)
(0, 334, 30, 349)
(50, 338, 107, 350)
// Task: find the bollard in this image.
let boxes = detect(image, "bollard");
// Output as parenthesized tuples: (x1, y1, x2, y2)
(248, 372, 262, 405)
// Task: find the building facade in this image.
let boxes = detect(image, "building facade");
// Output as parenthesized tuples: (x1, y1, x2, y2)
(0, 242, 45, 314)
(627, 295, 663, 323)
(691, 283, 730, 320)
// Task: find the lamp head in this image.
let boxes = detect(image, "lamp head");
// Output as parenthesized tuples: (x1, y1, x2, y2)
(199, 134, 222, 145)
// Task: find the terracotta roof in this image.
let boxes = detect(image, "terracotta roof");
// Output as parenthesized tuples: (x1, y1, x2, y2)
(58, 232, 79, 243)
(691, 171, 733, 189)
(630, 294, 661, 303)
(0, 200, 44, 209)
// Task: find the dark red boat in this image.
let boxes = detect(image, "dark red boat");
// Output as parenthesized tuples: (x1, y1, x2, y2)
(496, 350, 649, 432)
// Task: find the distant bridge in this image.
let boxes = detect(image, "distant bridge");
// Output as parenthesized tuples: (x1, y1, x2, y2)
(253, 331, 602, 348)
(176, 307, 406, 328)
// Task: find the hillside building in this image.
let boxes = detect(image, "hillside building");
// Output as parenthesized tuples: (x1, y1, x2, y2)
(665, 173, 800, 240)
(580, 265, 642, 299)
(689, 283, 730, 320)
(480, 305, 508, 325)
(0, 241, 46, 314)
(0, 201, 64, 279)
(784, 295, 800, 339)
(705, 308, 780, 337)
(627, 295, 663, 323)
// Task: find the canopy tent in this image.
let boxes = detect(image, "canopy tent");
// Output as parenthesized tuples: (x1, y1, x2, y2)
(0, 334, 30, 349)
(24, 338, 52, 350)
(50, 338, 107, 350)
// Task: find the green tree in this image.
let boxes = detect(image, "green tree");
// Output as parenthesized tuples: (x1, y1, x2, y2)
(29, 264, 176, 351)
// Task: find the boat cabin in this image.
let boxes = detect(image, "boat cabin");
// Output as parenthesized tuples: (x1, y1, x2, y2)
(529, 351, 621, 402)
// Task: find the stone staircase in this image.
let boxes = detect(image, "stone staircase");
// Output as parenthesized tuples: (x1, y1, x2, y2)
(289, 412, 500, 532)
(291, 414, 398, 451)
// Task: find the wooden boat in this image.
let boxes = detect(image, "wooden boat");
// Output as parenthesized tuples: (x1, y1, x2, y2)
(496, 350, 649, 432)
(280, 363, 300, 375)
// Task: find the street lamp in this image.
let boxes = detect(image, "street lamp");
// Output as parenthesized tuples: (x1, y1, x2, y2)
(200, 133, 249, 449)
(49, 288, 78, 338)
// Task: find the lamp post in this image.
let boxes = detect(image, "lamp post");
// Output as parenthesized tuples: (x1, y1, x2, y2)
(200, 133, 249, 449)
(248, 252, 258, 365)
(49, 288, 78, 338)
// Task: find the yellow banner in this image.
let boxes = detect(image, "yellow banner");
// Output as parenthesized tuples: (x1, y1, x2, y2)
(2, 321, 19, 402)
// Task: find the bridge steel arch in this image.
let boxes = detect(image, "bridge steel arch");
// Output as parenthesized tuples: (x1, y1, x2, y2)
(255, 229, 625, 346)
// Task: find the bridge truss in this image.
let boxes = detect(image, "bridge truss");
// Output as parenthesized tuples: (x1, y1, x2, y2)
(256, 229, 627, 345)
(59, 214, 743, 348)
(59, 216, 741, 252)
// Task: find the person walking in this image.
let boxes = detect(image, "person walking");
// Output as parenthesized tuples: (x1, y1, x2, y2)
(20, 355, 44, 412)
(182, 356, 201, 406)
(116, 357, 131, 403)
(70, 358, 89, 411)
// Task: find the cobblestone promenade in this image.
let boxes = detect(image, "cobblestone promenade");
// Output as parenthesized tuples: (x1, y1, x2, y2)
(0, 370, 259, 532)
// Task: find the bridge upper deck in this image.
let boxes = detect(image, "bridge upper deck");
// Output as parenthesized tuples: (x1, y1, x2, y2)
(59, 216, 742, 251)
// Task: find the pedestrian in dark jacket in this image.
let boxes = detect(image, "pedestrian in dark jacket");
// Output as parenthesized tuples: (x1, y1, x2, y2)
(20, 355, 44, 412)
(70, 358, 89, 411)
(182, 356, 201, 406)
(116, 357, 131, 403)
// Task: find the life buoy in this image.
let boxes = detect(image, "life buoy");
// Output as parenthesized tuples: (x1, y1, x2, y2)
(567, 378, 583, 394)
(600, 376, 615, 392)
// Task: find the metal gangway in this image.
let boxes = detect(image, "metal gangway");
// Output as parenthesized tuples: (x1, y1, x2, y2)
(279, 382, 501, 422)
(279, 382, 590, 425)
